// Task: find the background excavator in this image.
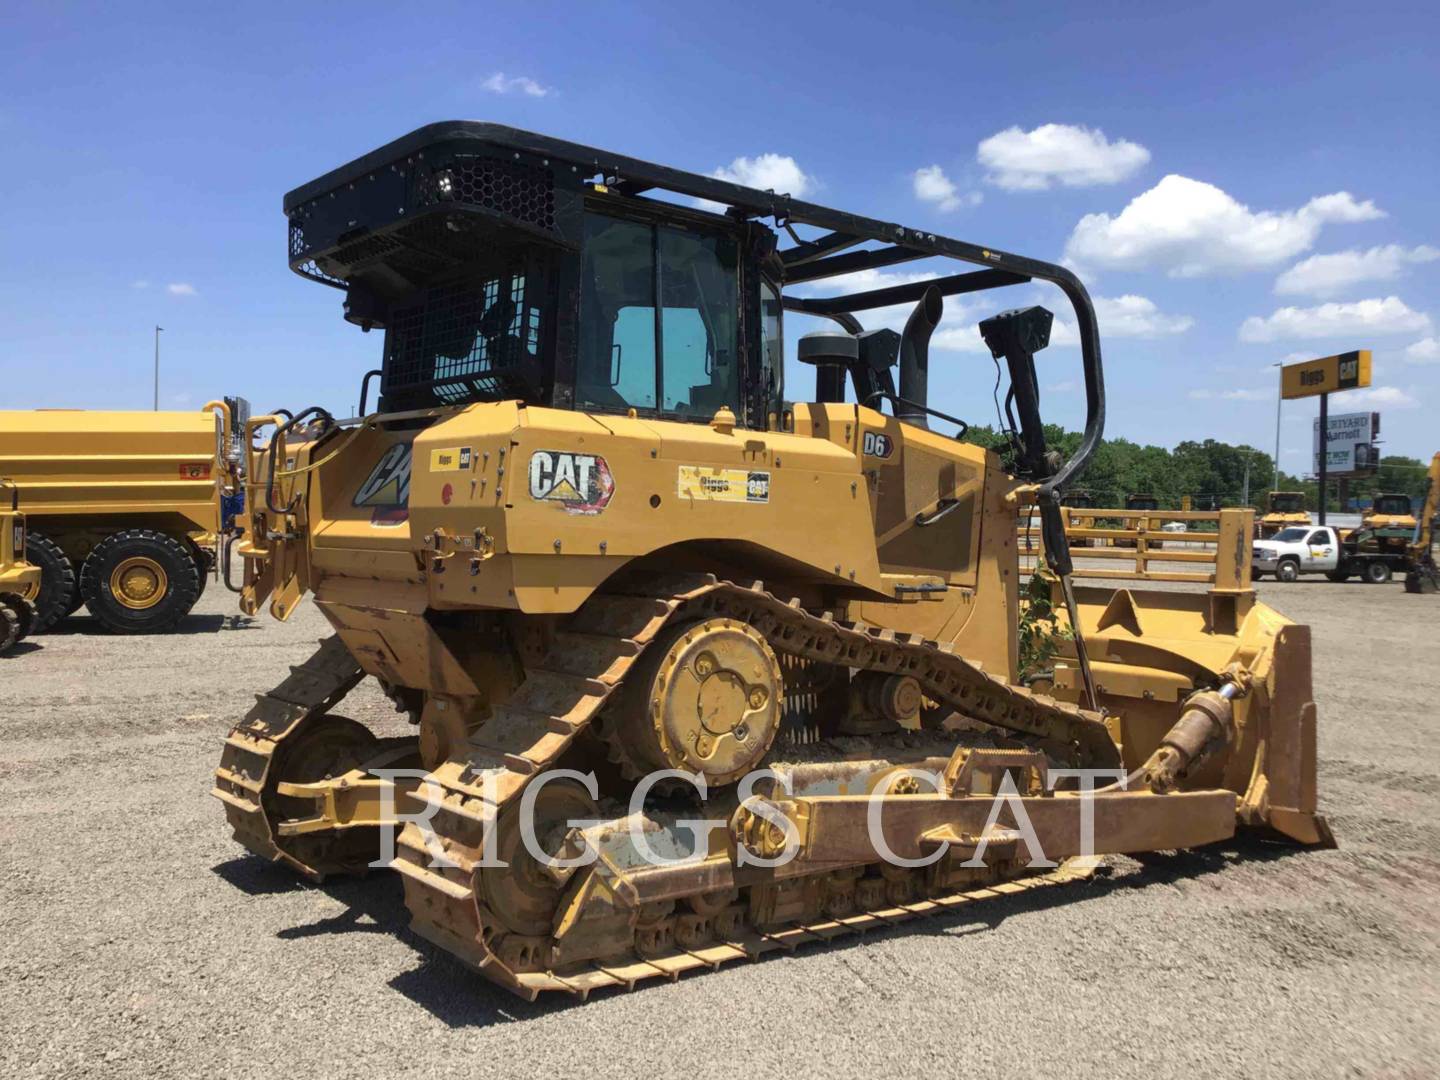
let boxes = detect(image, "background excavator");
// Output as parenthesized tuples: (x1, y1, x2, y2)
(1404, 452, 1440, 593)
(214, 122, 1332, 1000)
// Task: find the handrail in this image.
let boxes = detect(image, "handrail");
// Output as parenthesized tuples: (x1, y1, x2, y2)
(1020, 507, 1255, 588)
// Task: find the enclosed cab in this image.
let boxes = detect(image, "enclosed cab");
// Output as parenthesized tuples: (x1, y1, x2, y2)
(1258, 491, 1309, 538)
(1363, 493, 1417, 532)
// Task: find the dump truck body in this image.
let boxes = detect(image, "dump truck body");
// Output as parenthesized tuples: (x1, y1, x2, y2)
(213, 121, 1331, 1000)
(0, 405, 242, 632)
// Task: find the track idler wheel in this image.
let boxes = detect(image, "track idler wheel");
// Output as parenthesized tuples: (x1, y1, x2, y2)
(612, 616, 783, 786)
(264, 714, 380, 876)
(478, 778, 600, 940)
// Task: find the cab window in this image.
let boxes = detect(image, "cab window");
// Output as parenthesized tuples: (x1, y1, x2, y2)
(577, 212, 740, 420)
(760, 279, 784, 409)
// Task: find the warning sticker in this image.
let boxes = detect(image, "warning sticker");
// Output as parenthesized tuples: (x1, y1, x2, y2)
(429, 446, 473, 472)
(528, 450, 614, 514)
(677, 466, 770, 504)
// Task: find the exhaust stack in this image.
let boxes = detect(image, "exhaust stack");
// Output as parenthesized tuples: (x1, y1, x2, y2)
(897, 286, 943, 427)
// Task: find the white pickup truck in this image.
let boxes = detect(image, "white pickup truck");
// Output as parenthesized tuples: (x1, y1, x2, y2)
(1252, 525, 1406, 584)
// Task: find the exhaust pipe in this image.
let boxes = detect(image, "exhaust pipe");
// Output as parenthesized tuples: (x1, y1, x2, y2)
(897, 286, 943, 427)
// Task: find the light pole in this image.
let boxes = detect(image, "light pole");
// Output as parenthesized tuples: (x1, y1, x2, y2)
(153, 325, 164, 410)
(1272, 362, 1282, 491)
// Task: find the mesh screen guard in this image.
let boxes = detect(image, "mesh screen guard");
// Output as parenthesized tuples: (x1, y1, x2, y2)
(379, 253, 551, 410)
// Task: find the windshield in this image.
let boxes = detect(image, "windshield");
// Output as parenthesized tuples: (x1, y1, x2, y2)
(1271, 494, 1304, 512)
(576, 212, 740, 419)
(1273, 527, 1310, 543)
(1373, 495, 1412, 515)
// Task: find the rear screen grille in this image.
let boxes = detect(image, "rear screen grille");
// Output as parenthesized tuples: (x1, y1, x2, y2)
(381, 263, 547, 408)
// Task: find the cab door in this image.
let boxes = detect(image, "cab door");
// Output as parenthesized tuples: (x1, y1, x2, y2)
(1304, 528, 1338, 571)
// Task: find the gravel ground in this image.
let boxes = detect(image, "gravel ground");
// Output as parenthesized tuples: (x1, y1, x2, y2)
(2, 577, 1437, 1079)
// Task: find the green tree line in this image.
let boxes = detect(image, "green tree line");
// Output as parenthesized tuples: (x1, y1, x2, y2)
(963, 424, 1432, 512)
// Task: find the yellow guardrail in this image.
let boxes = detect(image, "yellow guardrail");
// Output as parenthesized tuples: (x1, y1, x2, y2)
(1020, 507, 1255, 590)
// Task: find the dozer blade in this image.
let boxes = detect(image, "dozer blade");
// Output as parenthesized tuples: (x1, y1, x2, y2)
(1239, 624, 1335, 847)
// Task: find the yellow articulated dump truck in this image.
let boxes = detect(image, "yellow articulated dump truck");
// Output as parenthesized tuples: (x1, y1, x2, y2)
(0, 480, 41, 654)
(213, 122, 1332, 1000)
(0, 404, 244, 633)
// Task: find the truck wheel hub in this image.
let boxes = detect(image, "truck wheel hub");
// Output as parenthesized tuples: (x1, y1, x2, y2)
(111, 557, 167, 610)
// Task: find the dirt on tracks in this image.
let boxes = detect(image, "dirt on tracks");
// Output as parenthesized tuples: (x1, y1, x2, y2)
(2, 578, 1437, 1079)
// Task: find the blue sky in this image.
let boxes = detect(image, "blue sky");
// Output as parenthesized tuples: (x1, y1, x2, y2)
(4, 1, 1438, 473)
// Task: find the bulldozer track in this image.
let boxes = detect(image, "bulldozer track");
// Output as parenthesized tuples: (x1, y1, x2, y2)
(214, 574, 1115, 997)
(212, 634, 367, 879)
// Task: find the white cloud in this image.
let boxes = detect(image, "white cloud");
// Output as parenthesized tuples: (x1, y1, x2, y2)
(1065, 175, 1384, 277)
(977, 124, 1149, 191)
(1343, 385, 1420, 409)
(482, 72, 551, 98)
(1274, 244, 1439, 298)
(798, 266, 1002, 353)
(130, 279, 150, 290)
(1404, 337, 1440, 364)
(912, 165, 980, 212)
(695, 153, 814, 214)
(798, 278, 1186, 356)
(1188, 388, 1273, 402)
(1093, 294, 1194, 337)
(167, 282, 197, 297)
(711, 153, 813, 197)
(1238, 297, 1431, 343)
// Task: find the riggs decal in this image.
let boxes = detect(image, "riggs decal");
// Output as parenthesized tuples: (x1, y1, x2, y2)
(676, 466, 771, 504)
(354, 442, 412, 525)
(528, 450, 614, 514)
(862, 431, 894, 459)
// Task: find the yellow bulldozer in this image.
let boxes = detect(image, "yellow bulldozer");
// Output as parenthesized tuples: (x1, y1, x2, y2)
(1362, 492, 1418, 532)
(0, 480, 41, 654)
(214, 122, 1333, 1000)
(0, 403, 245, 633)
(1258, 491, 1309, 538)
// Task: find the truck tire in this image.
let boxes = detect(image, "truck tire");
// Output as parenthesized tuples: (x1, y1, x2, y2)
(1276, 558, 1300, 583)
(1363, 560, 1392, 585)
(24, 532, 78, 633)
(187, 541, 211, 603)
(78, 529, 202, 634)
